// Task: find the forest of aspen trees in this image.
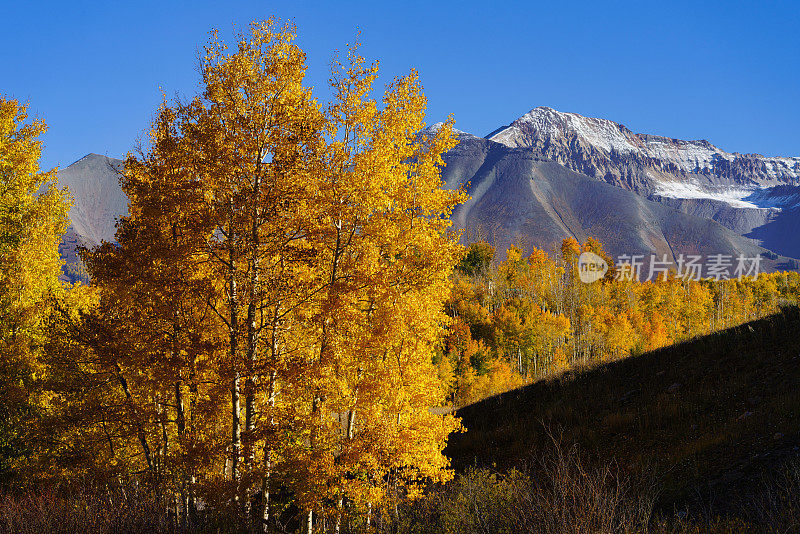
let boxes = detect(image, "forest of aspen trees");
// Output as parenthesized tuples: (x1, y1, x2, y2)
(440, 239, 800, 406)
(3, 18, 800, 534)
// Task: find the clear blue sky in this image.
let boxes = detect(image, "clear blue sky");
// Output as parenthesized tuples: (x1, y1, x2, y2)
(3, 0, 799, 171)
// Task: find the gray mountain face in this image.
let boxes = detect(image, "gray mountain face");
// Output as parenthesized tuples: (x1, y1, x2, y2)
(483, 107, 800, 258)
(489, 107, 800, 192)
(441, 134, 793, 272)
(56, 154, 127, 282)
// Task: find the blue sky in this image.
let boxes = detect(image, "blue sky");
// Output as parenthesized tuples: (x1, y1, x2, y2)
(3, 1, 798, 171)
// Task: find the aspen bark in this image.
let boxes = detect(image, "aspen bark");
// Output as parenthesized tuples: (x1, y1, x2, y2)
(228, 208, 241, 480)
(245, 170, 262, 471)
(260, 304, 279, 532)
(305, 510, 313, 534)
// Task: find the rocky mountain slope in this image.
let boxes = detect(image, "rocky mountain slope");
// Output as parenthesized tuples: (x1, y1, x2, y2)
(489, 106, 800, 194)
(478, 107, 800, 258)
(56, 154, 127, 282)
(55, 113, 800, 281)
(441, 133, 793, 272)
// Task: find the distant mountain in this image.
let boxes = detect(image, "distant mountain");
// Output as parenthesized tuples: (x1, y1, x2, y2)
(489, 106, 800, 193)
(484, 107, 800, 258)
(440, 133, 793, 272)
(56, 154, 127, 282)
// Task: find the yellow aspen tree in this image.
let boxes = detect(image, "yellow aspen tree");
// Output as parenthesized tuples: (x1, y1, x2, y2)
(188, 24, 329, 530)
(83, 166, 224, 518)
(278, 45, 466, 529)
(195, 23, 324, 493)
(81, 22, 465, 532)
(99, 21, 327, 528)
(0, 98, 70, 482)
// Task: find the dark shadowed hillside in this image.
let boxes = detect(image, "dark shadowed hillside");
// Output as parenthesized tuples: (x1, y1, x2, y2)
(445, 306, 800, 513)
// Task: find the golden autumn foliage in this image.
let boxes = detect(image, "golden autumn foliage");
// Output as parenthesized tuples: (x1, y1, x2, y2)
(0, 98, 69, 351)
(445, 239, 800, 405)
(34, 20, 467, 533)
(6, 19, 800, 534)
(0, 98, 70, 483)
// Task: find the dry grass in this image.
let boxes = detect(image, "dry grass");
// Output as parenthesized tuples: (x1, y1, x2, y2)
(743, 458, 800, 532)
(0, 486, 175, 534)
(389, 450, 800, 533)
(0, 485, 240, 534)
(390, 445, 658, 534)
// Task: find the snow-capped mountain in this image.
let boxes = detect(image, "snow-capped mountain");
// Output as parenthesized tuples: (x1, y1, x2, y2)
(489, 106, 800, 201)
(480, 107, 800, 259)
(438, 133, 795, 272)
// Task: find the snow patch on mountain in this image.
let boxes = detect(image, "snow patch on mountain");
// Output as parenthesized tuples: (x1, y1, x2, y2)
(653, 182, 768, 210)
(424, 122, 476, 139)
(489, 107, 800, 187)
(494, 107, 636, 153)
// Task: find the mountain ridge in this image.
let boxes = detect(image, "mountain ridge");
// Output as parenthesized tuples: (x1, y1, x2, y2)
(440, 133, 794, 272)
(462, 106, 800, 258)
(487, 106, 800, 188)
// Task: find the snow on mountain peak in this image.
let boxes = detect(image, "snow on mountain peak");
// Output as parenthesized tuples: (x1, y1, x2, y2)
(506, 106, 637, 154)
(422, 122, 475, 139)
(488, 107, 800, 185)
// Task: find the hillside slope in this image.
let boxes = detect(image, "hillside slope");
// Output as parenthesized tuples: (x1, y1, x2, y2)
(442, 133, 795, 270)
(483, 106, 800, 257)
(445, 306, 800, 512)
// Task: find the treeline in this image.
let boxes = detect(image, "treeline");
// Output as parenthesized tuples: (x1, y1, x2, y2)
(439, 238, 800, 405)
